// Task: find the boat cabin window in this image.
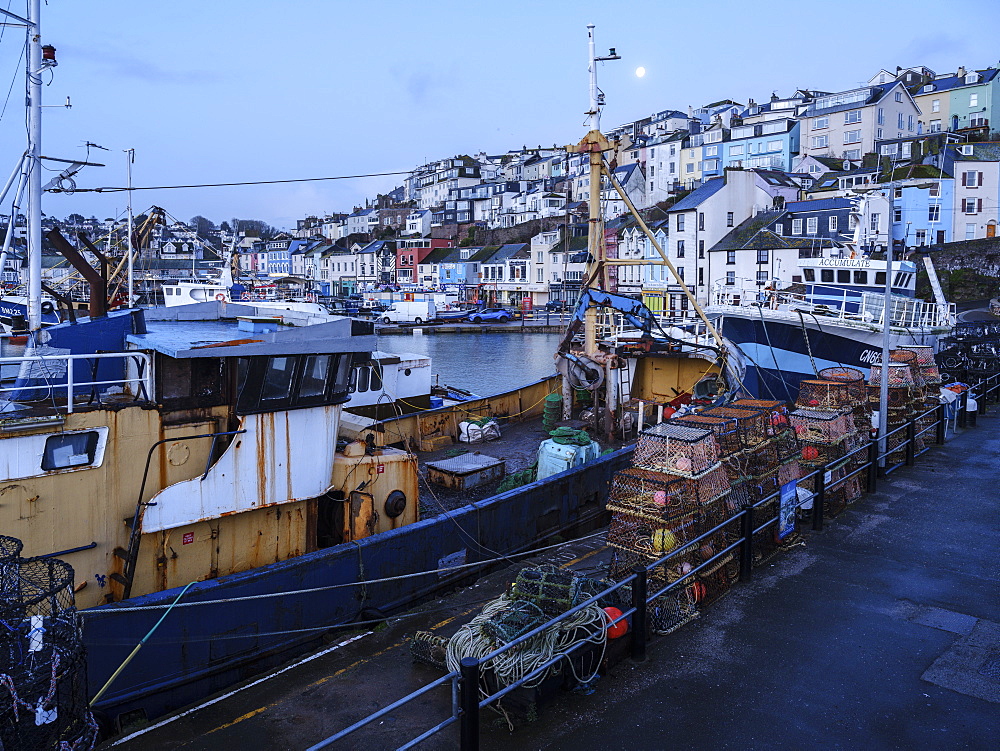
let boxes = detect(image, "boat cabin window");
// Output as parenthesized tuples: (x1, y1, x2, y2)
(837, 270, 850, 283)
(349, 362, 384, 394)
(820, 269, 834, 283)
(875, 272, 886, 286)
(854, 270, 868, 285)
(236, 353, 356, 414)
(894, 272, 908, 287)
(157, 355, 228, 410)
(803, 268, 815, 282)
(42, 432, 99, 471)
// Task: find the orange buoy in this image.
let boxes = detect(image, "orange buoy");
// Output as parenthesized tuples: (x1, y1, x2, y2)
(602, 606, 628, 639)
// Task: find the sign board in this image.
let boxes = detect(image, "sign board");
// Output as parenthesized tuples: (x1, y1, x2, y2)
(778, 480, 798, 539)
(182, 531, 195, 545)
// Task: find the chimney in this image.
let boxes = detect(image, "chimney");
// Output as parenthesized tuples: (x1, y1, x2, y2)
(957, 66, 966, 78)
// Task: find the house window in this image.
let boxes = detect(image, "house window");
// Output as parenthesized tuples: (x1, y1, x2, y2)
(726, 212, 734, 227)
(928, 205, 940, 222)
(844, 149, 861, 160)
(929, 183, 940, 197)
(829, 216, 838, 232)
(894, 208, 902, 222)
(756, 271, 769, 285)
(844, 130, 862, 144)
(964, 198, 982, 214)
(877, 107, 885, 125)
(844, 110, 861, 124)
(807, 218, 818, 235)
(705, 145, 719, 157)
(792, 218, 803, 235)
(41, 431, 101, 471)
(970, 93, 979, 107)
(915, 229, 927, 245)
(812, 117, 829, 129)
(908, 115, 914, 131)
(870, 213, 880, 232)
(676, 240, 685, 258)
(766, 140, 782, 152)
(962, 171, 982, 187)
(699, 240, 705, 258)
(876, 128, 883, 139)
(898, 112, 905, 129)
(729, 145, 744, 156)
(725, 271, 736, 285)
(669, 162, 676, 174)
(757, 249, 769, 264)
(895, 91, 903, 102)
(698, 213, 705, 231)
(811, 135, 829, 149)
(677, 214, 685, 231)
(931, 99, 940, 113)
(901, 142, 912, 158)
(966, 223, 976, 240)
(698, 267, 704, 285)
(929, 119, 941, 132)
(727, 251, 736, 265)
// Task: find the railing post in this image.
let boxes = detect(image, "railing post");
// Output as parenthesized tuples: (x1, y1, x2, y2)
(936, 404, 947, 444)
(866, 439, 878, 493)
(811, 467, 826, 532)
(459, 658, 480, 751)
(739, 504, 754, 582)
(957, 391, 968, 429)
(969, 391, 978, 427)
(630, 565, 648, 662)
(905, 419, 916, 466)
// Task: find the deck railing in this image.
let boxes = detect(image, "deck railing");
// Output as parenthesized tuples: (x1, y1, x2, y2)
(0, 350, 153, 414)
(308, 372, 1000, 751)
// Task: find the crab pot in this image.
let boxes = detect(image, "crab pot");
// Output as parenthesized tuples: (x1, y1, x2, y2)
(798, 433, 858, 467)
(818, 365, 867, 395)
(790, 408, 856, 444)
(900, 345, 942, 385)
(769, 427, 801, 461)
(674, 413, 743, 456)
(701, 405, 769, 448)
(632, 423, 720, 478)
(869, 362, 916, 387)
(649, 589, 699, 635)
(751, 497, 782, 563)
(606, 507, 701, 561)
(607, 468, 700, 515)
(796, 379, 855, 411)
(607, 545, 694, 590)
(867, 384, 918, 410)
(827, 474, 863, 516)
(890, 350, 925, 388)
(662, 464, 732, 507)
(730, 398, 791, 434)
(510, 565, 575, 616)
(724, 440, 780, 479)
(777, 458, 802, 486)
(696, 554, 738, 605)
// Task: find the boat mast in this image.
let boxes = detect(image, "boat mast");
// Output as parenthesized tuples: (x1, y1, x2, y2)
(26, 0, 43, 331)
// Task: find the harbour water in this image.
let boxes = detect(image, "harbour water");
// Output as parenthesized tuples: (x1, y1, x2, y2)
(377, 331, 563, 395)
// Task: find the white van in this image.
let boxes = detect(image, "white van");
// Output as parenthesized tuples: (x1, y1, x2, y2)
(379, 300, 436, 324)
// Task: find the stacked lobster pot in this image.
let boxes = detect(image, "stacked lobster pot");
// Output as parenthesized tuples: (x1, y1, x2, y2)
(818, 367, 871, 438)
(788, 397, 864, 517)
(868, 359, 921, 462)
(899, 345, 943, 440)
(605, 423, 731, 632)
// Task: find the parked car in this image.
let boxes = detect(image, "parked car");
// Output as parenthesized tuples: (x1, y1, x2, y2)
(468, 307, 515, 323)
(544, 300, 569, 312)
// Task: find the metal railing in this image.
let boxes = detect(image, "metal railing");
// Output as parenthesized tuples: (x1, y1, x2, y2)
(308, 373, 1000, 751)
(0, 351, 153, 414)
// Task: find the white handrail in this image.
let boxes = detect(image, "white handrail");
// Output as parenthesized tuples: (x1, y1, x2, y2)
(0, 351, 153, 414)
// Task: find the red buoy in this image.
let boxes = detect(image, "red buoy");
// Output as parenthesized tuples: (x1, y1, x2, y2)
(602, 606, 628, 639)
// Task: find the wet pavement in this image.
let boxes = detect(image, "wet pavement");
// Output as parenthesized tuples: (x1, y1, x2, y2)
(105, 412, 1000, 751)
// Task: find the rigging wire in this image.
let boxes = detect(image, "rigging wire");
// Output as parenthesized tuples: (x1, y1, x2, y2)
(49, 169, 415, 194)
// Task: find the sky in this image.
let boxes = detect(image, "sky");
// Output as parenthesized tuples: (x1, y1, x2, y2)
(1, 0, 999, 232)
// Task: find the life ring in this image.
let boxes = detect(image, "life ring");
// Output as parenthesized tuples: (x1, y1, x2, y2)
(215, 293, 226, 302)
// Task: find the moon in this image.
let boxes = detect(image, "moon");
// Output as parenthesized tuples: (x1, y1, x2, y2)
(635, 66, 646, 78)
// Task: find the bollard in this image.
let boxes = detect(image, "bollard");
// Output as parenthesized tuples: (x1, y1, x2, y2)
(866, 439, 878, 493)
(905, 419, 916, 465)
(630, 565, 648, 662)
(811, 467, 826, 532)
(459, 658, 480, 751)
(936, 404, 947, 445)
(738, 504, 754, 582)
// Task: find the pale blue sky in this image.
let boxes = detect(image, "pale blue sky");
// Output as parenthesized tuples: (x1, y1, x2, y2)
(2, 0, 998, 230)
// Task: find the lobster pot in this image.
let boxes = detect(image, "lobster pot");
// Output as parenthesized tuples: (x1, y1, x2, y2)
(649, 590, 699, 635)
(890, 350, 925, 389)
(770, 427, 800, 461)
(632, 423, 719, 478)
(799, 431, 860, 468)
(917, 400, 940, 431)
(701, 406, 769, 448)
(696, 554, 738, 606)
(607, 546, 693, 590)
(795, 380, 855, 411)
(827, 474, 863, 516)
(724, 480, 756, 514)
(777, 458, 802, 486)
(869, 362, 916, 387)
(899, 345, 942, 385)
(728, 439, 780, 478)
(674, 414, 742, 456)
(751, 497, 783, 565)
(818, 367, 868, 400)
(789, 408, 856, 444)
(667, 464, 732, 507)
(867, 384, 918, 411)
(749, 466, 781, 503)
(730, 398, 790, 434)
(607, 468, 703, 516)
(510, 566, 575, 616)
(606, 507, 701, 561)
(0, 535, 22, 598)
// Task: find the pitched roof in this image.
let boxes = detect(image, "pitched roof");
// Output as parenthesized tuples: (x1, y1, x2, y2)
(712, 211, 837, 251)
(950, 142, 1000, 162)
(668, 177, 726, 212)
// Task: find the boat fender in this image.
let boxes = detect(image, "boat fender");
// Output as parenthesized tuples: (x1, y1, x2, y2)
(215, 293, 226, 302)
(40, 301, 55, 315)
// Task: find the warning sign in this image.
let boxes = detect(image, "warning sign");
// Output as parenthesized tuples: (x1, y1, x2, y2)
(182, 532, 194, 545)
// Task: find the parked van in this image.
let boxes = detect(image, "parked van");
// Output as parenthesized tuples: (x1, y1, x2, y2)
(379, 300, 436, 324)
